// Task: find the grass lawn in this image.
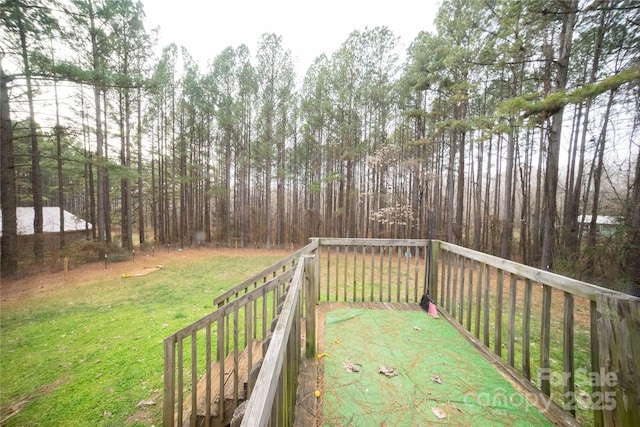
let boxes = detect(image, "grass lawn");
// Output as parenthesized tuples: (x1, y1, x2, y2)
(0, 248, 288, 426)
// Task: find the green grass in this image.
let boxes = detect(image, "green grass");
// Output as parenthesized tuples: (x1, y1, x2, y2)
(0, 252, 284, 426)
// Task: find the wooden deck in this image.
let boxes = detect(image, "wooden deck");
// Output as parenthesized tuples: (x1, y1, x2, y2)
(294, 301, 578, 427)
(179, 340, 263, 427)
(294, 302, 423, 427)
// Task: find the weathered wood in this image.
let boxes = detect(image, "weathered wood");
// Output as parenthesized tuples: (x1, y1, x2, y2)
(508, 273, 517, 367)
(439, 241, 615, 301)
(494, 269, 503, 357)
(474, 260, 482, 338)
(522, 278, 532, 380)
(595, 293, 640, 427)
(304, 255, 317, 359)
(318, 237, 431, 247)
(483, 263, 490, 347)
(214, 240, 318, 306)
(163, 336, 176, 427)
(439, 309, 582, 427)
(178, 341, 263, 427)
(540, 284, 552, 396)
(563, 291, 575, 416)
(241, 260, 304, 427)
(591, 300, 604, 427)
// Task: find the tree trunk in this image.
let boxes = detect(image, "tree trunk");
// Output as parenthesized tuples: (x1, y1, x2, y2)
(540, 0, 577, 270)
(1, 61, 18, 275)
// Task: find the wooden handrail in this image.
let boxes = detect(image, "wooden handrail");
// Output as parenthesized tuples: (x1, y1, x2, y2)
(241, 257, 306, 426)
(214, 240, 318, 306)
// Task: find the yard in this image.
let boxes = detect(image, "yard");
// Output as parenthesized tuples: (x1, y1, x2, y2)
(0, 247, 290, 426)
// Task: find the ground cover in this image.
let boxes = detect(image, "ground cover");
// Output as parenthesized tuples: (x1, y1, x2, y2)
(321, 308, 554, 426)
(0, 247, 289, 426)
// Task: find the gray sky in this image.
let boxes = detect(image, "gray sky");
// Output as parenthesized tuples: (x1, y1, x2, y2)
(142, 0, 440, 76)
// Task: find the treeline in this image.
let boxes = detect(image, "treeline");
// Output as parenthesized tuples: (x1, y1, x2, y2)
(1, 0, 639, 289)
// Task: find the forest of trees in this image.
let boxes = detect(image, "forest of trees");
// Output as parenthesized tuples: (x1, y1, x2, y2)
(1, 0, 639, 290)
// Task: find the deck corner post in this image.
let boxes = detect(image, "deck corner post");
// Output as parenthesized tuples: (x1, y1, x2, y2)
(304, 254, 317, 358)
(163, 336, 176, 427)
(429, 240, 441, 305)
(595, 292, 640, 427)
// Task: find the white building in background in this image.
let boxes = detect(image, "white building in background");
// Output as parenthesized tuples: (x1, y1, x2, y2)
(0, 207, 92, 235)
(578, 215, 623, 236)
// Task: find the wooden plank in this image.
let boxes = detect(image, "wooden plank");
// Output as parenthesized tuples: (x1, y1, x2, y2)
(563, 291, 575, 416)
(522, 279, 532, 380)
(540, 284, 552, 396)
(178, 341, 264, 427)
(591, 300, 604, 427)
(508, 273, 516, 367)
(318, 237, 431, 247)
(483, 263, 490, 347)
(214, 240, 318, 305)
(595, 293, 640, 427)
(438, 241, 630, 301)
(163, 337, 176, 427)
(241, 260, 304, 427)
(474, 260, 482, 339)
(494, 269, 504, 357)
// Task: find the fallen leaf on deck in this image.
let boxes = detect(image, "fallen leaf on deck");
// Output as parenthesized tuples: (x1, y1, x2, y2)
(432, 407, 447, 419)
(343, 360, 361, 373)
(378, 366, 398, 377)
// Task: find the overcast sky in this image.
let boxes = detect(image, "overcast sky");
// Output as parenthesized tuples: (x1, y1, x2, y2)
(142, 0, 441, 76)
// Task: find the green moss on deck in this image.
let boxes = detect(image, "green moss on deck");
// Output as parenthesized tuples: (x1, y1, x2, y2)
(322, 308, 553, 426)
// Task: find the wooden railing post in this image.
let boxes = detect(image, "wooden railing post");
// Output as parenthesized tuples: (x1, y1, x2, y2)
(595, 292, 640, 427)
(304, 254, 317, 359)
(428, 240, 440, 306)
(163, 336, 175, 427)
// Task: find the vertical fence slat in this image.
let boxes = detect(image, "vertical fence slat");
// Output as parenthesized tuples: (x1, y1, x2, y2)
(474, 261, 482, 339)
(163, 337, 176, 427)
(590, 300, 603, 427)
(483, 264, 490, 347)
(466, 260, 473, 332)
(177, 339, 184, 427)
(205, 324, 211, 427)
(218, 313, 225, 420)
(494, 270, 504, 357)
(563, 291, 575, 416)
(508, 273, 516, 367)
(361, 246, 366, 302)
(191, 330, 198, 426)
(540, 284, 552, 397)
(522, 279, 532, 380)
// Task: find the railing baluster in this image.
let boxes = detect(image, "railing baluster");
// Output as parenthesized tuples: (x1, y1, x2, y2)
(563, 291, 575, 416)
(191, 331, 197, 426)
(508, 273, 516, 367)
(494, 269, 504, 357)
(451, 254, 458, 318)
(540, 284, 552, 396)
(361, 246, 366, 302)
(474, 260, 482, 338)
(370, 246, 375, 302)
(483, 263, 490, 347)
(396, 246, 401, 303)
(205, 324, 211, 427)
(387, 246, 392, 302)
(522, 279, 532, 380)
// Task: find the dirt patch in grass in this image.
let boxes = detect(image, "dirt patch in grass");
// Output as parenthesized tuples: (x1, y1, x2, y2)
(0, 377, 69, 425)
(0, 246, 292, 306)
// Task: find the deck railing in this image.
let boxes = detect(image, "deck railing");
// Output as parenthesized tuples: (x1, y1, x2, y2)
(162, 242, 318, 427)
(164, 238, 639, 427)
(435, 241, 639, 427)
